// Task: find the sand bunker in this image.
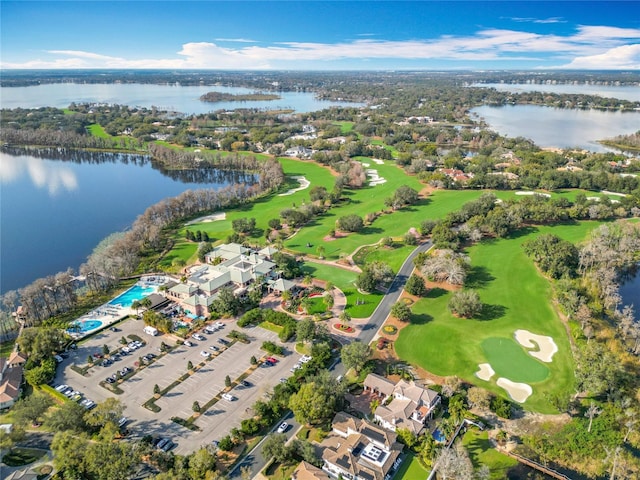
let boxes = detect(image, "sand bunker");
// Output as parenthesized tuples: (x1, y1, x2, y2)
(497, 377, 533, 403)
(185, 212, 226, 225)
(514, 329, 558, 363)
(278, 176, 310, 196)
(365, 168, 387, 187)
(515, 191, 551, 198)
(372, 158, 385, 165)
(475, 363, 495, 381)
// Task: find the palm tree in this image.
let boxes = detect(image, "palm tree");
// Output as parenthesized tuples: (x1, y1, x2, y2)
(131, 300, 141, 315)
(370, 398, 380, 415)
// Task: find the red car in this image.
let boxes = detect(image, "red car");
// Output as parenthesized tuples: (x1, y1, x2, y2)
(266, 356, 278, 363)
(93, 353, 103, 359)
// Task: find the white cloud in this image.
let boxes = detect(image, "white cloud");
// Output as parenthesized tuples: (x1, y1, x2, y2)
(554, 44, 640, 69)
(2, 24, 639, 70)
(213, 38, 257, 43)
(509, 17, 566, 24)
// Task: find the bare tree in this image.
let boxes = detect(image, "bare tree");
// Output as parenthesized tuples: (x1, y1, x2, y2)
(585, 401, 603, 433)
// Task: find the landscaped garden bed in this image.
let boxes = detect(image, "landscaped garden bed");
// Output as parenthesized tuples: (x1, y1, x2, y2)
(334, 323, 354, 333)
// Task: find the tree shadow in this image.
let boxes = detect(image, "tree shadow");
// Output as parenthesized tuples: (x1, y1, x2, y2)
(505, 225, 539, 240)
(426, 287, 448, 299)
(466, 266, 495, 290)
(475, 303, 508, 321)
(411, 312, 433, 325)
(361, 226, 383, 235)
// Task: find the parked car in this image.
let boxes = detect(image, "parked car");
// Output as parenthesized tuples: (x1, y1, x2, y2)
(266, 356, 278, 363)
(93, 353, 103, 359)
(106, 377, 115, 384)
(209, 345, 219, 352)
(221, 393, 236, 401)
(110, 327, 119, 332)
(277, 422, 288, 433)
(200, 351, 211, 358)
(118, 417, 128, 427)
(55, 384, 69, 392)
(184, 340, 193, 347)
(241, 380, 251, 387)
(157, 438, 170, 450)
(300, 355, 312, 363)
(217, 338, 229, 345)
(215, 322, 225, 328)
(193, 333, 206, 341)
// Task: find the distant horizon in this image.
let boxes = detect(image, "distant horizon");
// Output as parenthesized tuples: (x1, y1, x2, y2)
(1, 1, 638, 71)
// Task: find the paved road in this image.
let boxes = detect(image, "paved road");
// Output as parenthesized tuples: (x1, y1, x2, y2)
(234, 240, 433, 479)
(228, 412, 301, 479)
(359, 240, 433, 345)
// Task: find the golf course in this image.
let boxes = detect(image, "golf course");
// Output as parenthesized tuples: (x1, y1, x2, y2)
(395, 221, 603, 413)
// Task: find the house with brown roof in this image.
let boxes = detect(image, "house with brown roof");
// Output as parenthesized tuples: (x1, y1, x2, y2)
(292, 461, 332, 480)
(364, 374, 440, 435)
(0, 354, 25, 410)
(322, 412, 403, 480)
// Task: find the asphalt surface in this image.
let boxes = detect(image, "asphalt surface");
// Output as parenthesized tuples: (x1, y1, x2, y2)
(231, 240, 433, 479)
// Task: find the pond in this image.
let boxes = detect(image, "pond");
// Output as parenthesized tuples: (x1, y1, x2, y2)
(471, 83, 640, 102)
(620, 267, 640, 321)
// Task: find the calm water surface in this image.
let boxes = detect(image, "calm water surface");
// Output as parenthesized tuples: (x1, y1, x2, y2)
(0, 150, 254, 293)
(620, 270, 640, 321)
(0, 83, 362, 114)
(471, 104, 640, 152)
(472, 83, 640, 102)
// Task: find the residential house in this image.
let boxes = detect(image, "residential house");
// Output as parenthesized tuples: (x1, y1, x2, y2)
(438, 168, 473, 183)
(285, 146, 313, 158)
(322, 412, 403, 480)
(364, 374, 440, 435)
(292, 461, 332, 480)
(0, 353, 26, 410)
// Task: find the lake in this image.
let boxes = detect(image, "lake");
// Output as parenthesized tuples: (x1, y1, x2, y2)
(472, 83, 640, 102)
(0, 149, 255, 293)
(0, 83, 362, 114)
(471, 105, 640, 152)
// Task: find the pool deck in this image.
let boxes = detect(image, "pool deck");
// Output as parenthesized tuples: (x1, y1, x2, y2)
(69, 279, 167, 340)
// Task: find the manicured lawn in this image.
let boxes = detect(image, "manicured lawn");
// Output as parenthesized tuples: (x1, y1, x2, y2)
(353, 243, 415, 273)
(301, 262, 383, 318)
(87, 123, 111, 138)
(334, 121, 354, 134)
(493, 188, 622, 203)
(395, 453, 429, 480)
(462, 430, 518, 480)
(481, 337, 550, 383)
(395, 221, 603, 413)
(305, 296, 328, 315)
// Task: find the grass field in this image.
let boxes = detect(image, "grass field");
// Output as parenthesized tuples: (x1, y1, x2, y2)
(395, 221, 603, 413)
(462, 430, 518, 479)
(395, 453, 429, 480)
(300, 262, 383, 318)
(87, 123, 111, 138)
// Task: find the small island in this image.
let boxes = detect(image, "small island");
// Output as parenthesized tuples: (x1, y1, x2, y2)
(199, 91, 281, 102)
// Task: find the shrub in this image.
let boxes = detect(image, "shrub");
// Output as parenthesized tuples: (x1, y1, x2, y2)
(405, 274, 427, 296)
(218, 435, 234, 451)
(336, 214, 364, 232)
(238, 308, 263, 327)
(448, 290, 482, 318)
(262, 341, 285, 355)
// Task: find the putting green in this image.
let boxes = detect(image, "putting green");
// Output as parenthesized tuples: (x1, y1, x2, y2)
(481, 337, 550, 383)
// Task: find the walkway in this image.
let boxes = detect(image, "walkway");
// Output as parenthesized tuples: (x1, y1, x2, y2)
(300, 255, 362, 273)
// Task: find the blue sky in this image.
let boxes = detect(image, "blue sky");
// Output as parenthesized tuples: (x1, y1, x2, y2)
(1, 1, 639, 70)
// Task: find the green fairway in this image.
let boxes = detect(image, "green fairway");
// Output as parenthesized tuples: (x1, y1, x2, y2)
(87, 123, 111, 138)
(353, 243, 415, 273)
(395, 221, 603, 413)
(481, 337, 550, 383)
(286, 158, 482, 259)
(159, 157, 335, 269)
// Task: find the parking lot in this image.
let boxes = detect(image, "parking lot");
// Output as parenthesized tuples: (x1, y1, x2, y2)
(54, 317, 303, 454)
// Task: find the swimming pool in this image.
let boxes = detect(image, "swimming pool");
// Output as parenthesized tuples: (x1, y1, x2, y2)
(69, 319, 103, 334)
(109, 284, 155, 307)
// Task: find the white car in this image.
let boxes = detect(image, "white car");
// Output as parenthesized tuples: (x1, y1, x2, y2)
(184, 340, 193, 347)
(277, 422, 288, 433)
(300, 355, 312, 363)
(215, 322, 224, 328)
(200, 350, 211, 358)
(193, 334, 205, 341)
(221, 393, 236, 401)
